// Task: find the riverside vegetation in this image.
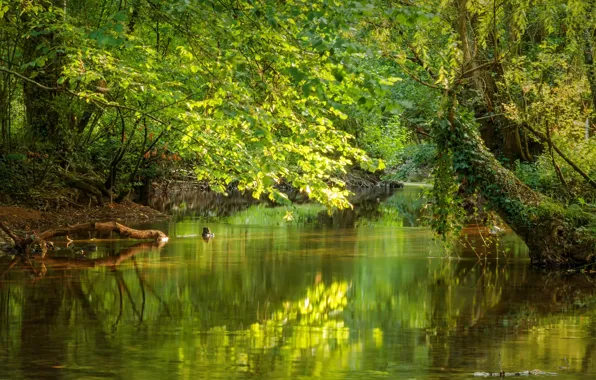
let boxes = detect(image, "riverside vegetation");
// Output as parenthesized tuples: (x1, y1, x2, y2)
(0, 0, 595, 266)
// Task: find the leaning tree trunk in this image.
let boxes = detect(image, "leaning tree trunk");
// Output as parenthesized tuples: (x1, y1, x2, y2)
(439, 115, 596, 267)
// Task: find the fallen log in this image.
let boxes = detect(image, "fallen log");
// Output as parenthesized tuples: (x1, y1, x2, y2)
(0, 220, 168, 255)
(34, 221, 168, 242)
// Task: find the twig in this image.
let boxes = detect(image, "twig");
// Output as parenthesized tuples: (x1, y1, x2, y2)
(116, 269, 142, 321)
(546, 120, 568, 188)
(457, 57, 504, 82)
(22, 256, 39, 277)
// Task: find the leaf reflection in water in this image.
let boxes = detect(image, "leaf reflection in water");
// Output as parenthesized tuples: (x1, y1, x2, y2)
(1, 210, 596, 378)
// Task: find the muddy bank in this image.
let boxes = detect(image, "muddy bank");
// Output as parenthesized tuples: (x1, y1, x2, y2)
(0, 200, 168, 242)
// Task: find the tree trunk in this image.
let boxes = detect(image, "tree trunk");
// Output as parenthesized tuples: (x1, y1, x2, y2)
(440, 114, 596, 267)
(37, 241, 166, 269)
(453, 0, 540, 163)
(21, 1, 62, 141)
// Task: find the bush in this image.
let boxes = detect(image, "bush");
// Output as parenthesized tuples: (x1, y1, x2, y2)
(386, 143, 437, 182)
(514, 139, 596, 203)
(357, 116, 410, 165)
(0, 154, 32, 197)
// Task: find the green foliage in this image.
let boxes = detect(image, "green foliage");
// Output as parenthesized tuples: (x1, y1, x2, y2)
(0, 0, 594, 255)
(0, 155, 31, 197)
(388, 143, 437, 182)
(223, 204, 325, 226)
(1, 0, 398, 208)
(341, 115, 410, 165)
(514, 143, 596, 203)
(430, 148, 465, 242)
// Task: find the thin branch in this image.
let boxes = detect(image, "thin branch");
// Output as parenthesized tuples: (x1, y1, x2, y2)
(397, 63, 446, 91)
(475, 112, 505, 121)
(132, 256, 146, 324)
(546, 120, 568, 188)
(523, 124, 596, 189)
(113, 271, 124, 328)
(0, 66, 179, 130)
(456, 56, 504, 83)
(0, 66, 57, 91)
(117, 269, 142, 320)
(415, 129, 431, 138)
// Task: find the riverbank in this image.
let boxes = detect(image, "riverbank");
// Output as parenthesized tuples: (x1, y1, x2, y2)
(0, 200, 168, 244)
(0, 175, 410, 246)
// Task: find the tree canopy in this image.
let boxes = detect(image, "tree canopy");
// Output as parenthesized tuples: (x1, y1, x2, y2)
(1, 0, 595, 263)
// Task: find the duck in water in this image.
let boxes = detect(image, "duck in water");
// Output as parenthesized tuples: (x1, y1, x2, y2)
(202, 227, 214, 241)
(489, 225, 505, 236)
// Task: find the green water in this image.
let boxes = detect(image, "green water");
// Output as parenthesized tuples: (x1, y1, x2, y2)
(1, 186, 595, 379)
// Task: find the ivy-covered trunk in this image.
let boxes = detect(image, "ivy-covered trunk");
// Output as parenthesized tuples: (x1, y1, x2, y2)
(439, 116, 596, 267)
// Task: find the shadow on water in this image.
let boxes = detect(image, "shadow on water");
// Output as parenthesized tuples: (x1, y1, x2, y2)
(0, 186, 594, 379)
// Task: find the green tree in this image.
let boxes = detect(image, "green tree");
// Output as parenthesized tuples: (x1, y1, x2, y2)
(1, 0, 594, 265)
(368, 0, 596, 264)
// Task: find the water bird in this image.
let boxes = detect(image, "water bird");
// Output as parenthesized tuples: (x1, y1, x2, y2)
(67, 245, 86, 259)
(489, 225, 505, 236)
(202, 227, 214, 240)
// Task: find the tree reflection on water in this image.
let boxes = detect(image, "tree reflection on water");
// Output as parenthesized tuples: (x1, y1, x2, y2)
(1, 189, 595, 378)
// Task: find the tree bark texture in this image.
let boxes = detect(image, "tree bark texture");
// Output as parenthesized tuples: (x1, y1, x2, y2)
(442, 116, 596, 267)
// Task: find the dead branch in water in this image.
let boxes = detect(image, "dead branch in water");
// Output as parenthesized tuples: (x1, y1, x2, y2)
(33, 221, 168, 242)
(0, 220, 168, 255)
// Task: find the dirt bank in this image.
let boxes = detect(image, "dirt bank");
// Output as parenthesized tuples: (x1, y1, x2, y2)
(0, 200, 168, 242)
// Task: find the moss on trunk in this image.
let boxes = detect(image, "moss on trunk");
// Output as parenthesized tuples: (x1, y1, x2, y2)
(440, 117, 596, 267)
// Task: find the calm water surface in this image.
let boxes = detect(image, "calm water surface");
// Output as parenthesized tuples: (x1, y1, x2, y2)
(1, 186, 595, 379)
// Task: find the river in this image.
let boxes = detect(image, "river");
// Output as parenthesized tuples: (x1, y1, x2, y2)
(0, 185, 594, 379)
